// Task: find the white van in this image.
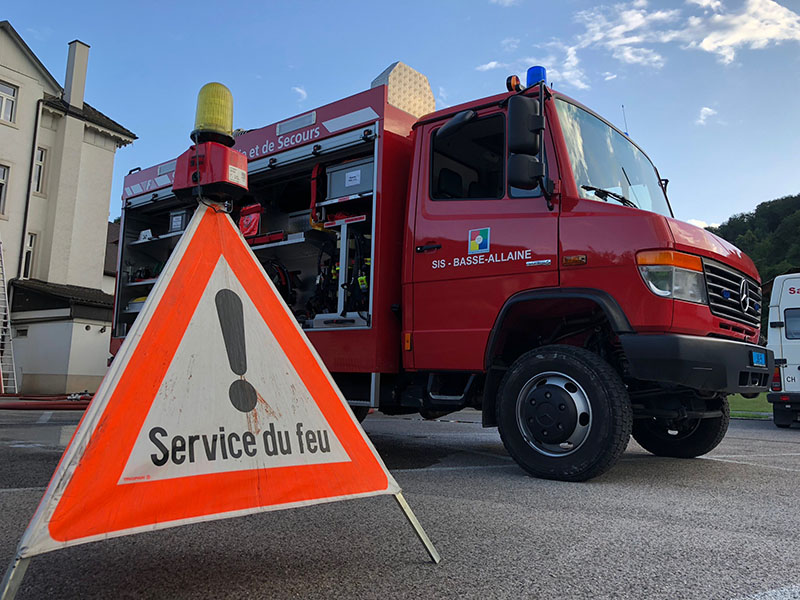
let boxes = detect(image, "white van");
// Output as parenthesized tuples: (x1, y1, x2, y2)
(767, 274, 800, 427)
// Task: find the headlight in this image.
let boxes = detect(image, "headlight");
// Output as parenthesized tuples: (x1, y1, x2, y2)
(637, 251, 708, 304)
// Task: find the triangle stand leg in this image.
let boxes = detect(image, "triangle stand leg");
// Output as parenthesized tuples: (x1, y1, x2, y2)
(0, 554, 30, 600)
(394, 493, 441, 564)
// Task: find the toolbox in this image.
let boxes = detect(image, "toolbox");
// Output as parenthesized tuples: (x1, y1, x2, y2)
(326, 157, 374, 199)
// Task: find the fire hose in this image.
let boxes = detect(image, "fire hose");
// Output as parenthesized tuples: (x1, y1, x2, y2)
(0, 393, 92, 411)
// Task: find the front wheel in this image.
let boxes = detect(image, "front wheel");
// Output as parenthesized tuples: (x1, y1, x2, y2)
(496, 345, 632, 482)
(632, 397, 729, 457)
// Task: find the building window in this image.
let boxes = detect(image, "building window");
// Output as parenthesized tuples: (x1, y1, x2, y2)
(0, 81, 16, 123)
(34, 148, 46, 194)
(22, 233, 36, 280)
(0, 165, 8, 214)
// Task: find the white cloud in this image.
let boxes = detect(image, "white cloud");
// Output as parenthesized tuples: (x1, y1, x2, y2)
(476, 60, 507, 71)
(603, 72, 618, 80)
(291, 86, 307, 101)
(688, 219, 721, 228)
(477, 0, 800, 92)
(573, 0, 799, 74)
(524, 46, 590, 90)
(574, 3, 679, 69)
(696, 106, 717, 124)
(688, 0, 800, 64)
(437, 86, 450, 108)
(613, 45, 666, 67)
(490, 0, 519, 6)
(687, 0, 723, 11)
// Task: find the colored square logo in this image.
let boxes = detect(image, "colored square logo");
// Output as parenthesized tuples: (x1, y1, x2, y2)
(468, 228, 490, 254)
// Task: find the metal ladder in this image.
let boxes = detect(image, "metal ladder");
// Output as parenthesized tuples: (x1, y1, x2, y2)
(0, 240, 17, 394)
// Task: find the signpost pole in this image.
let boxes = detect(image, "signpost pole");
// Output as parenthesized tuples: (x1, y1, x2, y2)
(0, 554, 30, 600)
(394, 493, 441, 564)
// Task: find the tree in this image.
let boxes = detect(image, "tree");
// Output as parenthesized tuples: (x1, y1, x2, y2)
(708, 193, 800, 283)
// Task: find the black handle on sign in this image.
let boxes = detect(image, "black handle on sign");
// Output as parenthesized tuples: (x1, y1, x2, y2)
(416, 243, 442, 253)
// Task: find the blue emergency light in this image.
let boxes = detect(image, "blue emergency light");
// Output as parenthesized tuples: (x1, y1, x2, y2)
(526, 66, 547, 87)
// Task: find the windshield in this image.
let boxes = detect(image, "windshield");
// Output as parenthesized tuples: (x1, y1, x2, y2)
(555, 98, 672, 217)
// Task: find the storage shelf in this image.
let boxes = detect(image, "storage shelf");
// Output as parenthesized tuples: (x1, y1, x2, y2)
(250, 235, 307, 252)
(129, 230, 183, 246)
(323, 214, 367, 228)
(250, 229, 332, 254)
(126, 278, 158, 287)
(317, 191, 373, 208)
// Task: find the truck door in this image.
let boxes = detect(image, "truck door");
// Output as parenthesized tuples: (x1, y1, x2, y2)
(779, 278, 800, 392)
(409, 107, 559, 371)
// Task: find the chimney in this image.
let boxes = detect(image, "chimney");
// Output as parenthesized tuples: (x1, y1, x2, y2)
(64, 39, 90, 108)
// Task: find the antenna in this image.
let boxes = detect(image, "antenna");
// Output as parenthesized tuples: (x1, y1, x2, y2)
(621, 104, 629, 136)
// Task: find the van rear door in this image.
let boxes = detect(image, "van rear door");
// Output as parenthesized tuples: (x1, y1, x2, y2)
(778, 277, 800, 392)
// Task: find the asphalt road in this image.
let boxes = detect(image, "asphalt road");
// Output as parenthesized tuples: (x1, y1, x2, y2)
(2, 409, 800, 599)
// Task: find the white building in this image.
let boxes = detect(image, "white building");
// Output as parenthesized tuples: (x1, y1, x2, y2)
(0, 21, 135, 394)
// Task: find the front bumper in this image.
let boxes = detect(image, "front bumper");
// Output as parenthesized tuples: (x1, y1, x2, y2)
(620, 334, 773, 394)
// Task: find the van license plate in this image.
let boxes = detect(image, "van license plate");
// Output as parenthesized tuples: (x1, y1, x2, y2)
(751, 351, 766, 367)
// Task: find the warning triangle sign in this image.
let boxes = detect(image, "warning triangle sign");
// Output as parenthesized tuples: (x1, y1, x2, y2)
(18, 205, 399, 558)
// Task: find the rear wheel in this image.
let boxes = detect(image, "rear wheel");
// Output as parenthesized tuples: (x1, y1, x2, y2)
(496, 345, 632, 482)
(773, 404, 795, 429)
(632, 397, 729, 457)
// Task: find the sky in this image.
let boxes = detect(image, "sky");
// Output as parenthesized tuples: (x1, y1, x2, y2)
(5, 0, 800, 227)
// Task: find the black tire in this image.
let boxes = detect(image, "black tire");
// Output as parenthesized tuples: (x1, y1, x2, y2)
(632, 397, 729, 458)
(773, 405, 794, 429)
(496, 345, 632, 482)
(351, 406, 370, 423)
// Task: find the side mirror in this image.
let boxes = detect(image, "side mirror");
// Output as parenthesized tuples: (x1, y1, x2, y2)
(436, 110, 477, 141)
(508, 154, 544, 189)
(508, 95, 544, 155)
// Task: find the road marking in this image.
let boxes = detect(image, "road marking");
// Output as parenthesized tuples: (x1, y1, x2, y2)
(733, 585, 800, 599)
(0, 487, 46, 494)
(713, 452, 800, 458)
(36, 411, 52, 424)
(726, 435, 800, 446)
(393, 464, 519, 473)
(702, 456, 800, 473)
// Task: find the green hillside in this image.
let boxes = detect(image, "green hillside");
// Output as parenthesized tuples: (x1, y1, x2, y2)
(708, 193, 800, 283)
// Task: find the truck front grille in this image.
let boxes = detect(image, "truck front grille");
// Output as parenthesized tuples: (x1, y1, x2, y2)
(703, 258, 761, 328)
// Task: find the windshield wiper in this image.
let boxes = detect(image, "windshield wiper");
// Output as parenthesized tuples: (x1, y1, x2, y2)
(581, 185, 637, 208)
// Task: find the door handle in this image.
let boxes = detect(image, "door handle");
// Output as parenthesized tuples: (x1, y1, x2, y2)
(416, 243, 442, 253)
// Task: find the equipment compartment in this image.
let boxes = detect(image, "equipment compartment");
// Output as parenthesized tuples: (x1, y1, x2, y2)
(114, 133, 377, 340)
(241, 148, 375, 330)
(114, 196, 192, 337)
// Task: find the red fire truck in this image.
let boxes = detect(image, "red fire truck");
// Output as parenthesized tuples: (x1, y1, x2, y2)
(114, 62, 772, 481)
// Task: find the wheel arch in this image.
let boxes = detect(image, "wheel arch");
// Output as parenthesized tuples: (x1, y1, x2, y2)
(481, 288, 634, 427)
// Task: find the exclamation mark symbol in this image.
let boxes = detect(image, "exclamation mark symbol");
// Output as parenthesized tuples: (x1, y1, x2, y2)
(215, 289, 257, 413)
